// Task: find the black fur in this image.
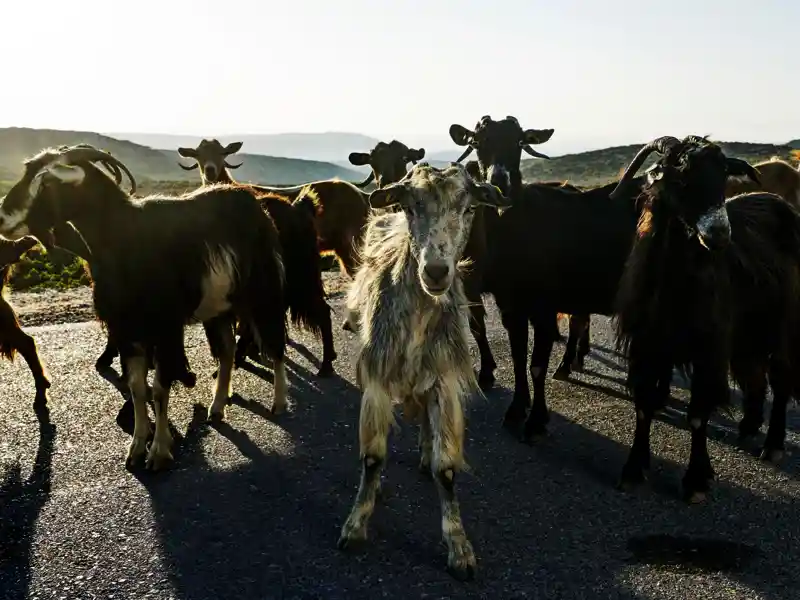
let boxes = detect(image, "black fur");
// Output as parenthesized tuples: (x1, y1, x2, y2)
(613, 136, 800, 500)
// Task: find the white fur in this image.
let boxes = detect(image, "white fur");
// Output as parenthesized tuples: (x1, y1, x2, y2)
(485, 164, 510, 192)
(193, 245, 238, 321)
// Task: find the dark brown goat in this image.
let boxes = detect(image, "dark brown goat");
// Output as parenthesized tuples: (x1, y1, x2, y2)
(611, 135, 800, 502)
(0, 236, 51, 408)
(177, 138, 337, 376)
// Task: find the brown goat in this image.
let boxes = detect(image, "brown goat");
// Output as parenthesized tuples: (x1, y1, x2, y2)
(0, 236, 51, 408)
(725, 155, 800, 208)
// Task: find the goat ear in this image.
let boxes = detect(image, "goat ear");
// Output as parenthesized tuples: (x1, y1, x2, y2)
(449, 124, 473, 146)
(407, 147, 425, 162)
(465, 160, 483, 181)
(349, 152, 371, 166)
(177, 147, 198, 158)
(45, 163, 86, 185)
(645, 163, 665, 186)
(726, 158, 760, 184)
(472, 182, 512, 208)
(368, 183, 406, 209)
(223, 141, 243, 155)
(522, 128, 554, 145)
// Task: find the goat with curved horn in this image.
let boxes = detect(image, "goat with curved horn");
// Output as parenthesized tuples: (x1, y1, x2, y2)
(60, 145, 138, 195)
(609, 136, 682, 200)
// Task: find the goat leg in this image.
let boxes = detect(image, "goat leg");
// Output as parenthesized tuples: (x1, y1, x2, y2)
(554, 313, 590, 380)
(469, 302, 496, 392)
(500, 308, 530, 430)
(146, 361, 175, 471)
(204, 316, 236, 421)
(428, 389, 476, 581)
(12, 328, 51, 408)
(761, 357, 791, 464)
(338, 386, 392, 550)
(123, 349, 151, 469)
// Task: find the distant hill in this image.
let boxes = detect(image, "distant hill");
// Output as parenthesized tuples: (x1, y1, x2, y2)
(789, 139, 800, 149)
(0, 127, 365, 186)
(107, 131, 383, 164)
(521, 140, 800, 187)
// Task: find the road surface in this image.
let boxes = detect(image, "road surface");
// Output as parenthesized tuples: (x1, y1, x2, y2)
(1, 277, 798, 599)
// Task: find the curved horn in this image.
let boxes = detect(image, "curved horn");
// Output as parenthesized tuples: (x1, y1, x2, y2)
(355, 171, 375, 188)
(61, 145, 138, 195)
(178, 161, 199, 171)
(608, 136, 681, 200)
(70, 143, 123, 185)
(454, 146, 474, 163)
(522, 145, 551, 160)
(224, 160, 243, 169)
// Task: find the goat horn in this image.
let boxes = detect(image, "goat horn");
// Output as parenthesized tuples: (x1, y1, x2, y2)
(355, 171, 375, 188)
(61, 145, 138, 195)
(454, 146, 474, 163)
(224, 160, 243, 169)
(608, 136, 681, 200)
(178, 161, 199, 171)
(522, 145, 551, 160)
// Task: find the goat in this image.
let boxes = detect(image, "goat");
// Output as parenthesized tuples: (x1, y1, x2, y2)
(336, 162, 511, 581)
(562, 154, 800, 368)
(725, 155, 800, 208)
(176, 138, 337, 377)
(450, 115, 654, 441)
(0, 235, 51, 408)
(0, 144, 288, 471)
(610, 135, 800, 502)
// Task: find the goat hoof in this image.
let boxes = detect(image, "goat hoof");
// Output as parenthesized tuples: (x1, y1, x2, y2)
(317, 363, 335, 378)
(760, 447, 784, 464)
(207, 406, 226, 422)
(337, 529, 367, 551)
(552, 366, 571, 381)
(126, 436, 149, 468)
(270, 403, 286, 416)
(33, 389, 50, 408)
(145, 442, 173, 472)
(447, 542, 477, 582)
(477, 371, 495, 393)
(617, 463, 648, 492)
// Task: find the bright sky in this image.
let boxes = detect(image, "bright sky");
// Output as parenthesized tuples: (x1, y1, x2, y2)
(2, 0, 797, 153)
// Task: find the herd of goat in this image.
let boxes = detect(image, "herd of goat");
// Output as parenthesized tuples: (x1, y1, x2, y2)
(1, 115, 800, 581)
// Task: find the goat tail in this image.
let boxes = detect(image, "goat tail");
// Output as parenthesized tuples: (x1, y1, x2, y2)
(278, 204, 330, 338)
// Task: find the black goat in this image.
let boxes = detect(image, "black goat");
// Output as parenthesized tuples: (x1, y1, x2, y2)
(611, 135, 800, 502)
(0, 144, 288, 472)
(449, 115, 646, 442)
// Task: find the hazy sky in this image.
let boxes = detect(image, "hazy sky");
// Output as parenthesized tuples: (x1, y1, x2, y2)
(2, 0, 797, 153)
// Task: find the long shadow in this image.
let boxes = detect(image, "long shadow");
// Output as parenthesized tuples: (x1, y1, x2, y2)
(553, 368, 800, 481)
(0, 405, 56, 600)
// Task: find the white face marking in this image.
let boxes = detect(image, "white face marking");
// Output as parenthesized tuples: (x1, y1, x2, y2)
(193, 246, 238, 321)
(696, 204, 730, 248)
(485, 164, 511, 192)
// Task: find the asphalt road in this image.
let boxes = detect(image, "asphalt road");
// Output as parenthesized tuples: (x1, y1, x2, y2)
(1, 280, 798, 600)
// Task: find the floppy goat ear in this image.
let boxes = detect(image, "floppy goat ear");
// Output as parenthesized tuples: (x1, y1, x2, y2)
(223, 141, 243, 155)
(177, 147, 198, 159)
(471, 181, 512, 208)
(348, 152, 371, 166)
(449, 124, 474, 146)
(726, 158, 760, 185)
(407, 147, 425, 162)
(522, 128, 554, 145)
(368, 181, 407, 209)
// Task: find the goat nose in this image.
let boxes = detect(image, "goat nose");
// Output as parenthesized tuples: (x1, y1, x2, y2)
(424, 263, 450, 283)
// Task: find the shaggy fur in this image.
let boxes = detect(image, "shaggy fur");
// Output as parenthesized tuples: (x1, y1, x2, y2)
(337, 162, 511, 582)
(0, 235, 51, 407)
(611, 135, 800, 502)
(0, 145, 289, 472)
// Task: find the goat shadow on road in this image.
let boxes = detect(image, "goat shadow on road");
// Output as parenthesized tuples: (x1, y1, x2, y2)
(127, 365, 798, 600)
(0, 404, 56, 600)
(552, 341, 800, 481)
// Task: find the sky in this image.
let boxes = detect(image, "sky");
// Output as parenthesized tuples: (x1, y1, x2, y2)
(1, 0, 798, 154)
